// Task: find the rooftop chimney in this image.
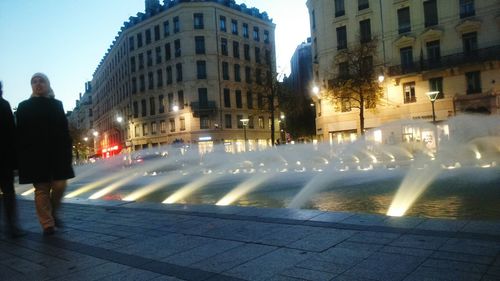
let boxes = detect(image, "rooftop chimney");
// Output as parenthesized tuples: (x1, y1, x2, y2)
(145, 0, 160, 13)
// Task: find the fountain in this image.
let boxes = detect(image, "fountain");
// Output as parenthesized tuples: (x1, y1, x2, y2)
(15, 115, 500, 220)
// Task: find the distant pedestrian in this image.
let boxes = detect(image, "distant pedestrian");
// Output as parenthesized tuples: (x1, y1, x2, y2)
(16, 73, 74, 235)
(0, 81, 24, 238)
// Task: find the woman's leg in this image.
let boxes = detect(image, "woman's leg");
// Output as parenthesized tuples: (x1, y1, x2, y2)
(50, 180, 67, 226)
(34, 182, 54, 229)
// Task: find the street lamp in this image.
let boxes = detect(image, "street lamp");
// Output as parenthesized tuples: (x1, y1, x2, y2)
(280, 113, 286, 143)
(426, 91, 439, 124)
(240, 118, 249, 152)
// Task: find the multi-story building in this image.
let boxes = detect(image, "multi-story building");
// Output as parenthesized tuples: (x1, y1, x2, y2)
(69, 82, 93, 134)
(91, 0, 277, 155)
(307, 0, 499, 147)
(285, 38, 316, 140)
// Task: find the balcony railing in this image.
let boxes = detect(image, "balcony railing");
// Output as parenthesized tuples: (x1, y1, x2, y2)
(190, 101, 217, 117)
(388, 45, 500, 76)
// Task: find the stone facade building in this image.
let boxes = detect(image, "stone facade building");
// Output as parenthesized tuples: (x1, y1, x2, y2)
(91, 0, 277, 155)
(307, 0, 499, 146)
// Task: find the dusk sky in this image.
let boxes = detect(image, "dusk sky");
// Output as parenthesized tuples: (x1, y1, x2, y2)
(0, 0, 310, 111)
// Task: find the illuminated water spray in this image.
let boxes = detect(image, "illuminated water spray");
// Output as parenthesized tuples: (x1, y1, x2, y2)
(216, 174, 272, 206)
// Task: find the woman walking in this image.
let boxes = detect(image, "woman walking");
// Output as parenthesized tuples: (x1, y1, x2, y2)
(0, 81, 24, 238)
(16, 73, 74, 235)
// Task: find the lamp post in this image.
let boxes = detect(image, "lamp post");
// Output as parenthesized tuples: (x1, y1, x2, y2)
(280, 113, 286, 143)
(240, 118, 249, 152)
(426, 91, 439, 124)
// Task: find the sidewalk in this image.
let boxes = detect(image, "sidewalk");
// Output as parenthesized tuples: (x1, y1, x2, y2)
(1, 198, 500, 281)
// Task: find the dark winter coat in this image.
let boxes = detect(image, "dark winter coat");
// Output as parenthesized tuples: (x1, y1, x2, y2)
(16, 97, 74, 184)
(0, 97, 16, 180)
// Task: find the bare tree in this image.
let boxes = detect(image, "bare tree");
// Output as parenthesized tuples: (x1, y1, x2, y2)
(324, 38, 383, 135)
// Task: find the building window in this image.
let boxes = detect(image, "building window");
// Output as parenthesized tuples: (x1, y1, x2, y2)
(244, 44, 250, 61)
(200, 115, 210, 129)
(253, 26, 260, 41)
(129, 37, 135, 51)
(154, 25, 160, 41)
(176, 63, 182, 82)
(168, 92, 174, 111)
(398, 7, 411, 34)
(233, 41, 240, 58)
(132, 77, 137, 94)
(335, 0, 345, 17)
(151, 122, 157, 135)
(163, 20, 170, 37)
(173, 16, 180, 33)
(245, 67, 252, 84)
(130, 57, 136, 73)
(225, 114, 232, 128)
(135, 124, 140, 137)
(180, 117, 186, 131)
(149, 97, 156, 116)
(231, 19, 238, 34)
(145, 29, 151, 44)
(224, 88, 231, 108)
(174, 39, 181, 57)
(429, 77, 444, 99)
(243, 23, 249, 38)
(160, 120, 166, 133)
(147, 50, 153, 67)
(460, 0, 475, 18)
(137, 33, 143, 48)
(359, 19, 371, 43)
(426, 40, 440, 65)
(265, 49, 271, 66)
(403, 82, 416, 103)
(169, 118, 175, 132)
(264, 30, 270, 43)
(341, 97, 351, 112)
(148, 72, 154, 90)
(358, 0, 369, 10)
(256, 69, 262, 85)
(178, 91, 184, 109)
(195, 36, 205, 54)
(220, 16, 226, 31)
(466, 71, 481, 94)
(157, 69, 163, 87)
(221, 38, 228, 55)
(463, 32, 477, 56)
(247, 91, 253, 109)
(248, 116, 254, 129)
(257, 93, 263, 109)
(159, 94, 165, 113)
(138, 53, 144, 69)
(424, 0, 438, 27)
(336, 26, 347, 50)
(166, 66, 172, 84)
(194, 13, 204, 29)
(338, 62, 349, 77)
(155, 46, 162, 64)
(237, 114, 243, 129)
(234, 64, 241, 82)
(141, 99, 147, 116)
(139, 75, 145, 92)
(165, 43, 171, 61)
(311, 10, 316, 30)
(258, 116, 264, 129)
(222, 62, 229, 80)
(198, 88, 208, 107)
(255, 47, 261, 63)
(133, 101, 138, 118)
(235, 90, 242, 108)
(197, 60, 207, 79)
(400, 47, 414, 72)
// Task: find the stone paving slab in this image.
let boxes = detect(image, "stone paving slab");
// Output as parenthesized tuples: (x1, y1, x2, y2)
(0, 198, 500, 281)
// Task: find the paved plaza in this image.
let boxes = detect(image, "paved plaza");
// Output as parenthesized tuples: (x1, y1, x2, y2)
(1, 198, 500, 281)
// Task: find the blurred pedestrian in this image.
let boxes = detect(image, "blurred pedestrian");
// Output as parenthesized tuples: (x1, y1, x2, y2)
(16, 73, 74, 235)
(0, 81, 24, 238)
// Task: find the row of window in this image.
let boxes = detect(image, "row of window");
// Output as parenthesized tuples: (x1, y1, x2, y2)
(129, 37, 270, 74)
(132, 113, 271, 138)
(130, 62, 268, 94)
(128, 13, 271, 51)
(132, 88, 266, 118)
(398, 32, 477, 71)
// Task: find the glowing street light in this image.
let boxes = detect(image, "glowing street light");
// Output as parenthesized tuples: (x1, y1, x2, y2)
(116, 116, 123, 123)
(240, 118, 249, 152)
(172, 105, 179, 112)
(378, 75, 385, 83)
(312, 86, 320, 96)
(426, 91, 439, 124)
